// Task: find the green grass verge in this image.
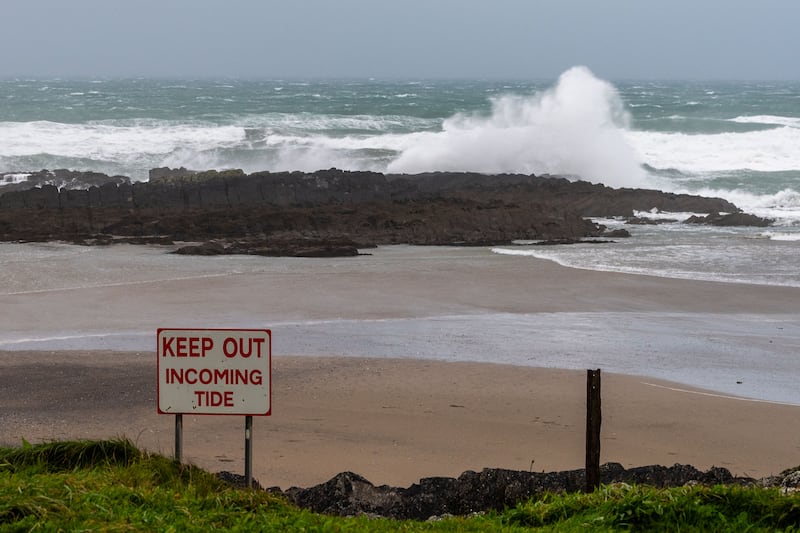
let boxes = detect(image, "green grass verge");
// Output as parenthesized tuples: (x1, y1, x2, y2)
(1, 439, 799, 531)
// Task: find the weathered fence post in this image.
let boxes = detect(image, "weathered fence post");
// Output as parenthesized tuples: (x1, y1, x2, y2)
(245, 415, 254, 489)
(585, 368, 602, 492)
(174, 414, 183, 463)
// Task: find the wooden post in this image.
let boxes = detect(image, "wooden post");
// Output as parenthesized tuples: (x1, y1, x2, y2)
(245, 416, 254, 489)
(174, 414, 183, 463)
(585, 369, 602, 492)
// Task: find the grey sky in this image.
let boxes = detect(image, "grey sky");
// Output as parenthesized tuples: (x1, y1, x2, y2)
(3, 0, 798, 80)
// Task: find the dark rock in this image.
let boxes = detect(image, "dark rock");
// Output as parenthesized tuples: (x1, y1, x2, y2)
(685, 212, 774, 227)
(781, 471, 800, 491)
(282, 463, 754, 520)
(626, 216, 678, 225)
(291, 246, 360, 258)
(224, 236, 363, 258)
(0, 170, 129, 197)
(533, 238, 583, 245)
(171, 237, 362, 258)
(603, 228, 631, 238)
(0, 168, 751, 252)
(172, 241, 227, 255)
(286, 472, 402, 518)
(216, 470, 263, 490)
(149, 167, 197, 182)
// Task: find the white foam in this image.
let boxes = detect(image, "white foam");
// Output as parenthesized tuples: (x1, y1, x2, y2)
(627, 126, 800, 173)
(729, 115, 800, 128)
(631, 209, 707, 222)
(0, 172, 30, 185)
(387, 66, 651, 189)
(0, 119, 245, 165)
(760, 231, 800, 241)
(490, 247, 541, 258)
(692, 187, 800, 225)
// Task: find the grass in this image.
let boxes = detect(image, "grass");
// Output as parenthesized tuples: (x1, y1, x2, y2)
(505, 484, 800, 531)
(1, 439, 800, 531)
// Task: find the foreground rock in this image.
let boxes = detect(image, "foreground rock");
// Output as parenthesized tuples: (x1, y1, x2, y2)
(0, 168, 746, 252)
(272, 464, 797, 520)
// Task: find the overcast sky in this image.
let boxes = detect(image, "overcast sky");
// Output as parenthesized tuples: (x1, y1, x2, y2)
(3, 0, 798, 81)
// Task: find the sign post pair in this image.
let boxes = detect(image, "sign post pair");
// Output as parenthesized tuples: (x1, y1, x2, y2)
(157, 328, 272, 488)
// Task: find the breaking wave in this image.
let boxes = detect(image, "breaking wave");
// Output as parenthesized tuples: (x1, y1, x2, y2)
(388, 66, 651, 188)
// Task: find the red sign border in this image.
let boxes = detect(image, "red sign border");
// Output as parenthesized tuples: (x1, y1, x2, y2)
(157, 327, 272, 416)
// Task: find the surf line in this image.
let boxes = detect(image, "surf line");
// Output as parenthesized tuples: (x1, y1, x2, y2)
(641, 382, 799, 407)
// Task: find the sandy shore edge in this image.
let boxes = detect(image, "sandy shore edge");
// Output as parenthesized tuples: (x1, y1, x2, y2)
(2, 350, 799, 489)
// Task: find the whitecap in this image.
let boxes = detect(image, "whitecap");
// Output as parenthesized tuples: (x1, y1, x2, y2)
(0, 119, 246, 173)
(729, 115, 800, 128)
(686, 187, 800, 226)
(627, 127, 800, 173)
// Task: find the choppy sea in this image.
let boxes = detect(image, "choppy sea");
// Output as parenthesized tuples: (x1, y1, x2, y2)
(1, 66, 798, 285)
(1, 68, 799, 404)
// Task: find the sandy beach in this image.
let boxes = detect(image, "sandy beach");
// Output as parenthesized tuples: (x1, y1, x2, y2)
(2, 244, 800, 488)
(2, 351, 799, 489)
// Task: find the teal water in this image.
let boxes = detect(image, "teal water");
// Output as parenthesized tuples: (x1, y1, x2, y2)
(1, 68, 799, 285)
(1, 72, 798, 199)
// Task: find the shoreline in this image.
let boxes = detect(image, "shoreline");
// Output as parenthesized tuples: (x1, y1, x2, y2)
(2, 244, 800, 403)
(3, 243, 800, 487)
(2, 352, 799, 489)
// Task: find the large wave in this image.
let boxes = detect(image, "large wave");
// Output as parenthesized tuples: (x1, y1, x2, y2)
(387, 66, 650, 188)
(3, 71, 798, 209)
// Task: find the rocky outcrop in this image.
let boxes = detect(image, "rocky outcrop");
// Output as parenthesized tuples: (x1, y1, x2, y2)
(685, 212, 774, 227)
(173, 238, 363, 258)
(148, 166, 198, 182)
(274, 464, 759, 520)
(0, 168, 747, 251)
(0, 169, 129, 196)
(0, 168, 738, 214)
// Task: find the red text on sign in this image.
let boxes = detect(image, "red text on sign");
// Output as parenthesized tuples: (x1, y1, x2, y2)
(223, 336, 266, 358)
(161, 336, 214, 358)
(194, 390, 234, 407)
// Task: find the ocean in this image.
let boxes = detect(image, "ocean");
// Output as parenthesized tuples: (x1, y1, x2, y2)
(1, 67, 799, 404)
(1, 66, 799, 286)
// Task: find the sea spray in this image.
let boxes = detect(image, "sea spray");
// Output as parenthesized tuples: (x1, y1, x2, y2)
(692, 187, 800, 226)
(388, 66, 650, 188)
(1, 74, 798, 219)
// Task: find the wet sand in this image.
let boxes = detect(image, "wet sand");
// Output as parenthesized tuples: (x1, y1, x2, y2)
(2, 244, 800, 488)
(2, 351, 799, 489)
(2, 245, 799, 336)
